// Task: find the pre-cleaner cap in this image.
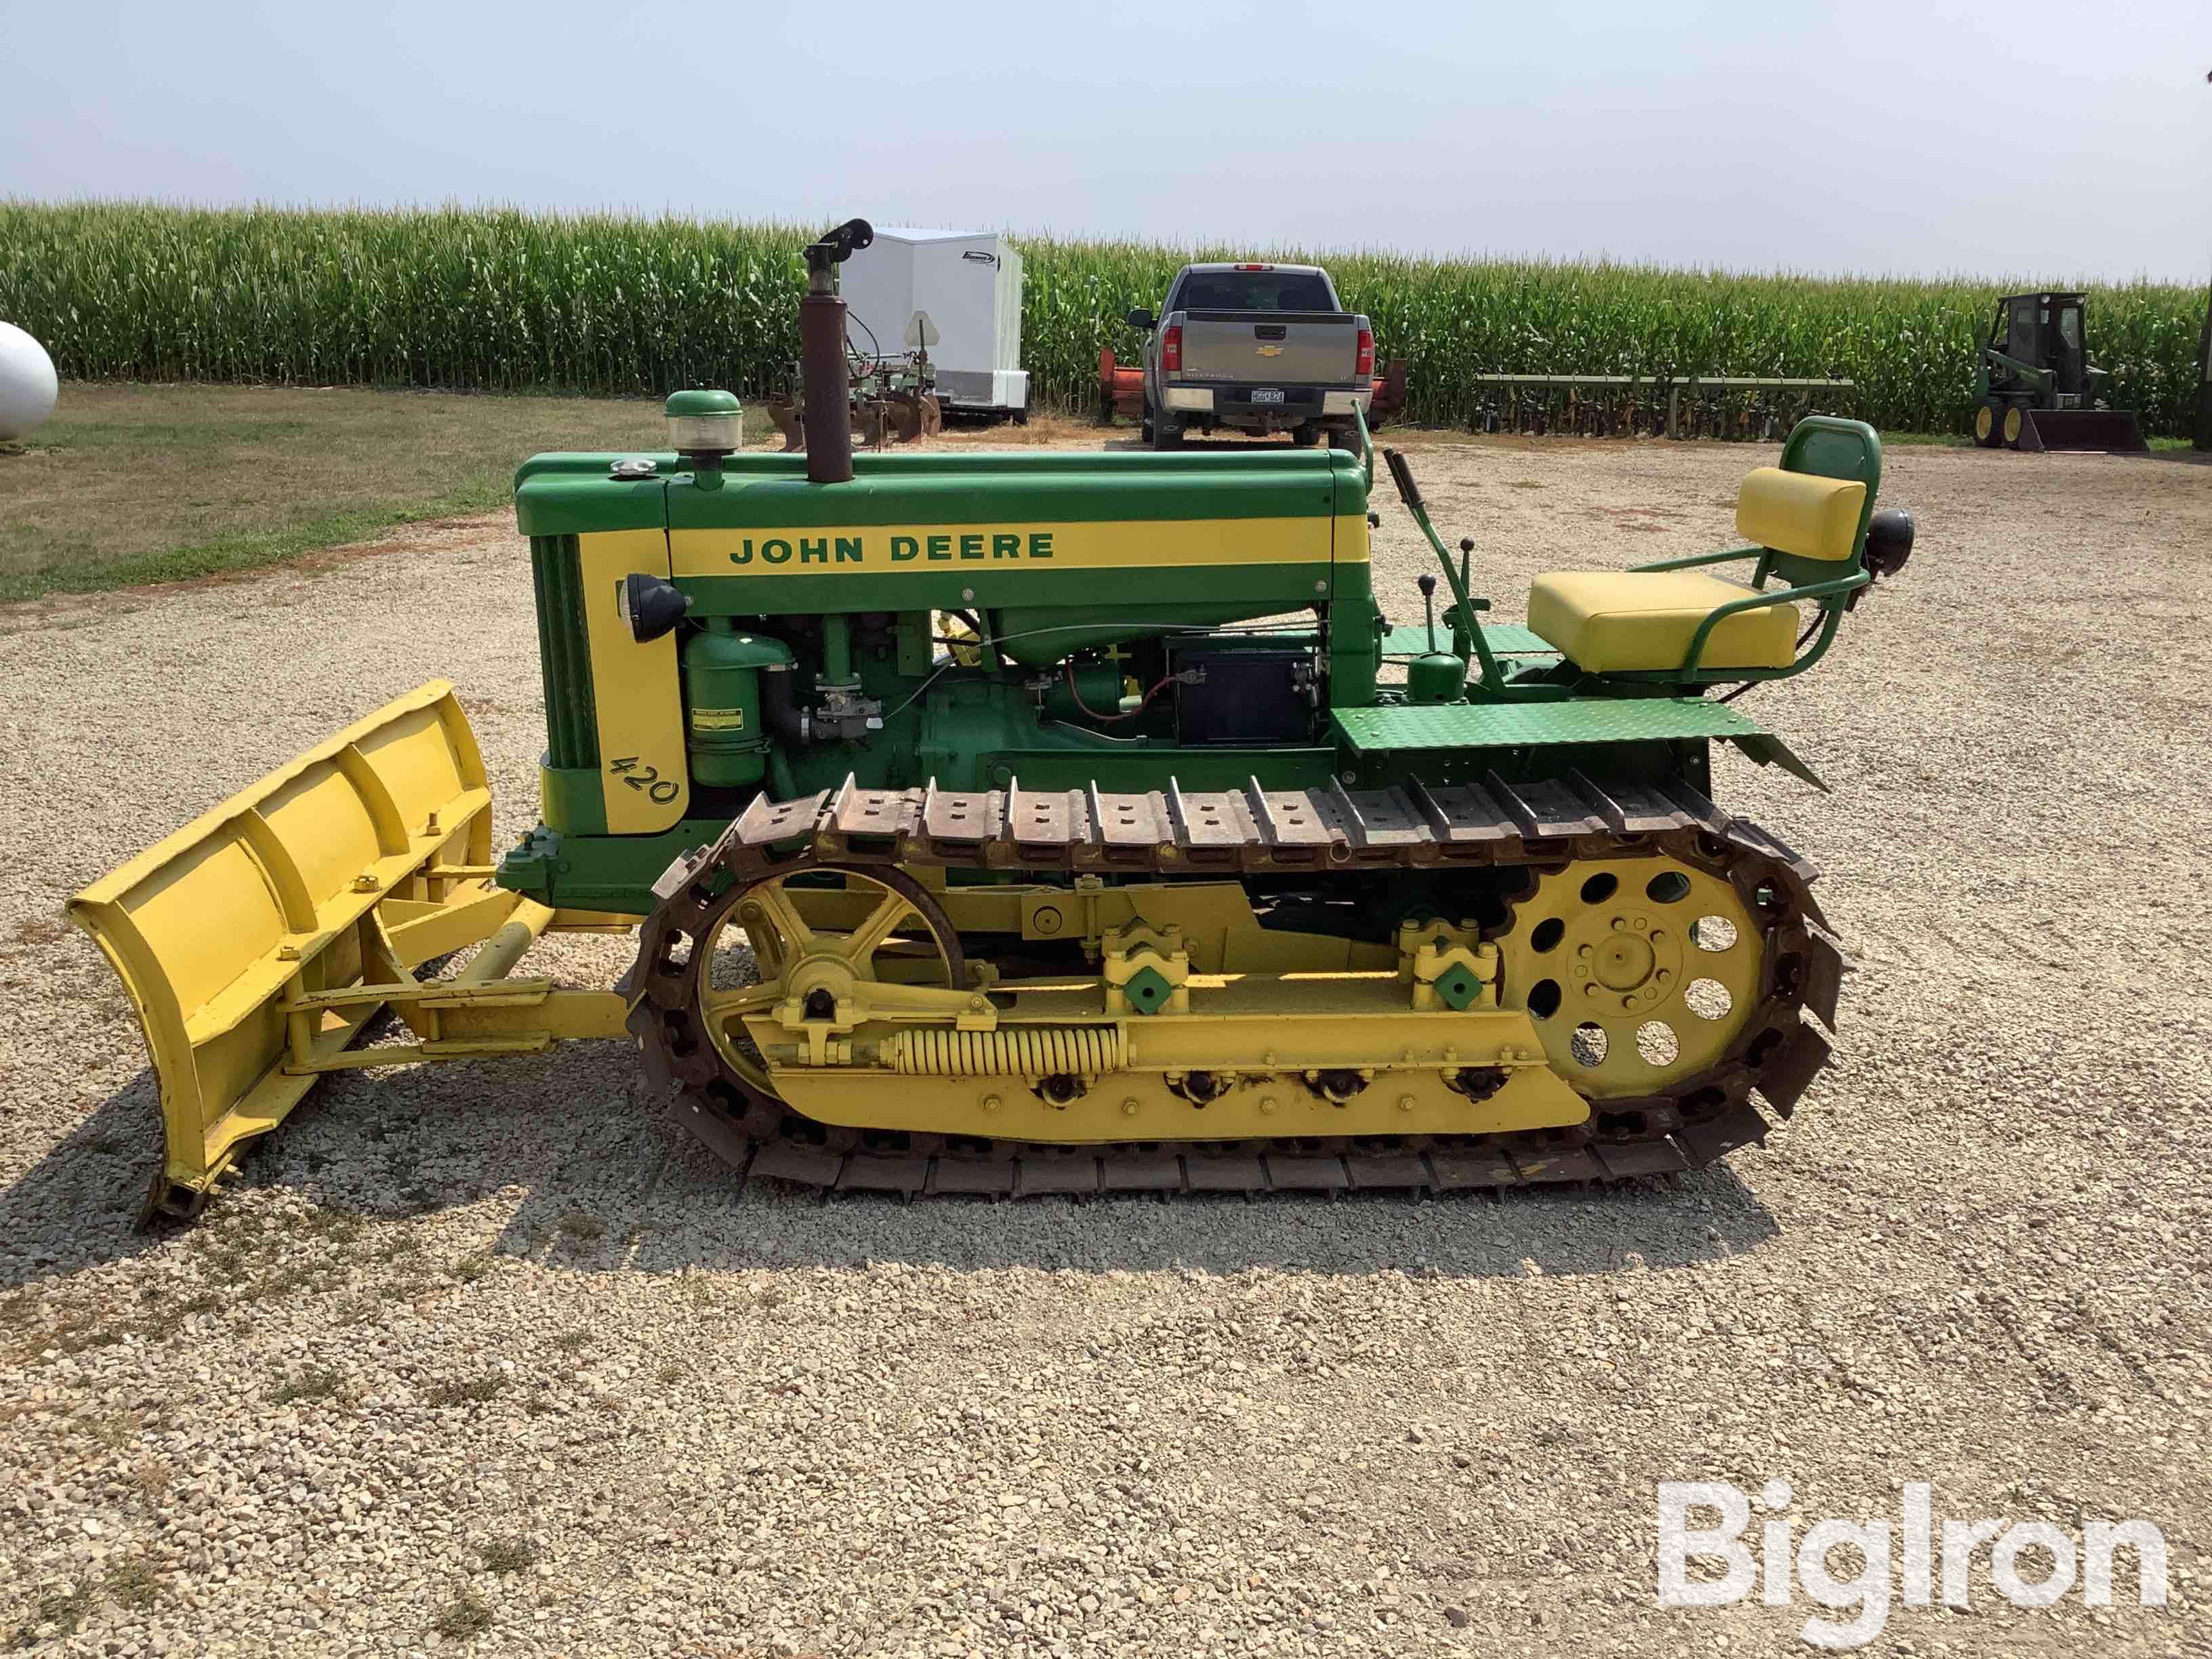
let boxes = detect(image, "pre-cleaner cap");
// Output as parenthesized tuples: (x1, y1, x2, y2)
(665, 388, 742, 456)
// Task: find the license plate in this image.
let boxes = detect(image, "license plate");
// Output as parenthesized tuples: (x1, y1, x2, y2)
(1250, 388, 1285, 405)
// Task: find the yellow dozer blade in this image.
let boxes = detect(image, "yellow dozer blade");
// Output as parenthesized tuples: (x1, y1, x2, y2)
(68, 682, 630, 1224)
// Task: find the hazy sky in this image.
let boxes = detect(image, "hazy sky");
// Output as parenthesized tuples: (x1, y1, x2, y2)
(6, 0, 2208, 283)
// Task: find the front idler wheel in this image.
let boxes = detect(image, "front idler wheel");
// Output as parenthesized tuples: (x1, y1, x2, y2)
(679, 865, 965, 1108)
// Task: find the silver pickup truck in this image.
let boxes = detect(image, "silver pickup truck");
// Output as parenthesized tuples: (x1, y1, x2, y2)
(1126, 263, 1374, 449)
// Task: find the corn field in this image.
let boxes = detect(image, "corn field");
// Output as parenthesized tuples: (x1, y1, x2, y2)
(2, 201, 2203, 436)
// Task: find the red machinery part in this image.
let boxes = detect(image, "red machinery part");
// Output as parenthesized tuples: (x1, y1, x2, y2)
(1097, 348, 1408, 428)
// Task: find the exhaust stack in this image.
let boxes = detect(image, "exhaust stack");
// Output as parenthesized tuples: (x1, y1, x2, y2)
(800, 218, 874, 484)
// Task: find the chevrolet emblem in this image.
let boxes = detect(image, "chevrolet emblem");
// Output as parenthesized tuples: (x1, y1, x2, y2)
(1256, 344, 1284, 356)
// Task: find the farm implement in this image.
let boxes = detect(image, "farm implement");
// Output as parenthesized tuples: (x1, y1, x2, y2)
(1461, 375, 1857, 443)
(72, 219, 1914, 1223)
(764, 221, 943, 451)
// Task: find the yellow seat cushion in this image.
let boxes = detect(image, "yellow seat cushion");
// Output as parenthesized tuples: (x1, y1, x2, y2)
(1525, 570, 1801, 673)
(1736, 468, 1865, 562)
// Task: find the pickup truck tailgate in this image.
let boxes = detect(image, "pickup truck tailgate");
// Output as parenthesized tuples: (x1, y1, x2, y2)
(1181, 310, 1360, 384)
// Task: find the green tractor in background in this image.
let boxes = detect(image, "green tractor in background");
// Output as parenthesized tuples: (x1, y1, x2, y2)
(1971, 291, 2148, 453)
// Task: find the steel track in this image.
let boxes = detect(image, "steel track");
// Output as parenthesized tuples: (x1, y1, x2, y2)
(626, 771, 1844, 1196)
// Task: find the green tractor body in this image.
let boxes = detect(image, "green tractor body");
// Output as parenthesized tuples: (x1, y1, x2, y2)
(497, 430, 1882, 920)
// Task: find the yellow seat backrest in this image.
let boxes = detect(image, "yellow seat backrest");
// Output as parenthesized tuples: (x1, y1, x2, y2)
(1736, 468, 1866, 564)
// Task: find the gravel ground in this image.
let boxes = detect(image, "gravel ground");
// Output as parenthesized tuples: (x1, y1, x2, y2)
(2, 433, 2209, 1656)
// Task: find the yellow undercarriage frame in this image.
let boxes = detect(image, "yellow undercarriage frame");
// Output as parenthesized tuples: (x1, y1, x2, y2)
(694, 858, 1759, 1145)
(746, 972, 1593, 1142)
(709, 874, 1591, 1139)
(68, 684, 630, 1221)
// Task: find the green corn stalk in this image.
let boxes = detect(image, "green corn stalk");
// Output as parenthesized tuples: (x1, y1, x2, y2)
(0, 201, 2200, 436)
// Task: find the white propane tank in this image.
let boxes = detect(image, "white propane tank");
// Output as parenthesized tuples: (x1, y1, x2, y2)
(0, 322, 60, 441)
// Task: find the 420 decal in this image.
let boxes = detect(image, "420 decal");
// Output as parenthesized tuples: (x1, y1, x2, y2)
(609, 756, 680, 804)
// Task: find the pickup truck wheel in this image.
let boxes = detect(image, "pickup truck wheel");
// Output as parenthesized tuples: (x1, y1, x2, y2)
(1290, 422, 1320, 447)
(1139, 401, 1155, 443)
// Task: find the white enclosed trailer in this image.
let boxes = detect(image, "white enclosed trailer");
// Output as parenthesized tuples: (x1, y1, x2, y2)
(838, 227, 1028, 419)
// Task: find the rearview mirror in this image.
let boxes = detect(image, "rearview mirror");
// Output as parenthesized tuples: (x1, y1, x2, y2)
(1126, 307, 1155, 331)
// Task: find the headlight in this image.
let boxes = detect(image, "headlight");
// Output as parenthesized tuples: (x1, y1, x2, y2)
(1862, 508, 1915, 581)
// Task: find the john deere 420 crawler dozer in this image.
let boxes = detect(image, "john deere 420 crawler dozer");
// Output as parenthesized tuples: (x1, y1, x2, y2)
(73, 220, 1913, 1221)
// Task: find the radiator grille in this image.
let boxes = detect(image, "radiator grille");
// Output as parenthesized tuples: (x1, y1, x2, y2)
(529, 534, 598, 768)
